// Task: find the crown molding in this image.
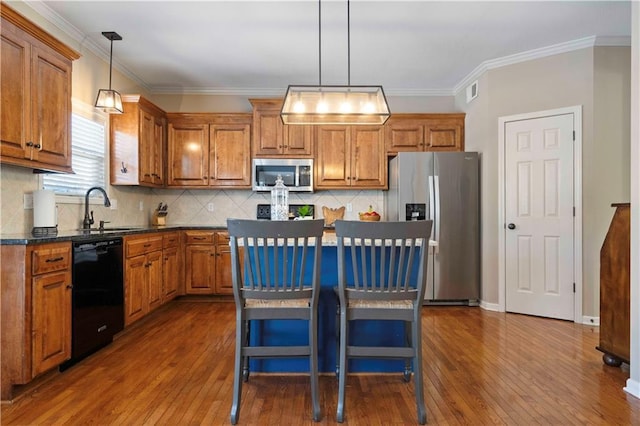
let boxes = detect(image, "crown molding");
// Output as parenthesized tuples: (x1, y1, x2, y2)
(23, 0, 151, 92)
(453, 36, 601, 95)
(18, 1, 629, 100)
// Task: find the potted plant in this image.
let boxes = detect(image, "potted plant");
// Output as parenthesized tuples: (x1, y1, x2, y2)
(296, 205, 313, 220)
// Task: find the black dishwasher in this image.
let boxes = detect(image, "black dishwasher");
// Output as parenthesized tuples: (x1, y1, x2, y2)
(61, 236, 124, 370)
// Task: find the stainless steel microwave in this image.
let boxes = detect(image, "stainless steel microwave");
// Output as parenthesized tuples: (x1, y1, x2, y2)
(252, 158, 314, 192)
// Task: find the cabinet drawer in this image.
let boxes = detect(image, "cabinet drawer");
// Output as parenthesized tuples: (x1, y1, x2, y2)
(31, 244, 71, 275)
(215, 231, 230, 245)
(162, 232, 180, 248)
(185, 231, 215, 245)
(125, 236, 163, 258)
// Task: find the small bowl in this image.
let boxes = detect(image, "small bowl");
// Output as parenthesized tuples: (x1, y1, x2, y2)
(359, 214, 381, 222)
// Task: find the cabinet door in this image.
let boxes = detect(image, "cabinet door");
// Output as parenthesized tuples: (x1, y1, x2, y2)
(29, 44, 72, 170)
(215, 233, 238, 295)
(185, 245, 216, 294)
(252, 108, 283, 156)
(152, 117, 165, 185)
(163, 246, 180, 302)
(284, 125, 313, 156)
(147, 251, 163, 311)
(32, 270, 71, 376)
(124, 255, 148, 326)
(139, 110, 154, 185)
(424, 120, 464, 151)
(209, 124, 251, 187)
(315, 126, 351, 188)
(385, 119, 425, 154)
(351, 126, 386, 188)
(0, 24, 30, 160)
(167, 122, 208, 187)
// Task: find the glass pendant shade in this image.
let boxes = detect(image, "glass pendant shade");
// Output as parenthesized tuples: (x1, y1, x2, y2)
(95, 89, 123, 114)
(281, 85, 390, 125)
(95, 31, 123, 114)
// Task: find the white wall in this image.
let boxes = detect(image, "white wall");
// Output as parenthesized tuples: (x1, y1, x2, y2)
(455, 47, 631, 317)
(625, 1, 640, 400)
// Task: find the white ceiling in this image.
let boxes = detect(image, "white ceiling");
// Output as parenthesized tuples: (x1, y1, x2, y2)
(22, 0, 632, 96)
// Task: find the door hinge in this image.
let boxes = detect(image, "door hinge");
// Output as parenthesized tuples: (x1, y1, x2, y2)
(573, 131, 575, 141)
(573, 207, 575, 217)
(573, 283, 576, 293)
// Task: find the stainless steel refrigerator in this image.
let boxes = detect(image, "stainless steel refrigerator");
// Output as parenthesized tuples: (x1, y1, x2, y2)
(385, 152, 480, 304)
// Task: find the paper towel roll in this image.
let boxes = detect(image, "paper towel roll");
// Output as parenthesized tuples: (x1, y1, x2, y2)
(33, 190, 57, 228)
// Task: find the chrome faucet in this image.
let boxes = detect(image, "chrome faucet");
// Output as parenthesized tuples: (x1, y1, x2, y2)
(83, 186, 111, 229)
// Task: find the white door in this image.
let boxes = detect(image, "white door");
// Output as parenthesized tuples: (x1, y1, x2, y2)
(504, 113, 575, 320)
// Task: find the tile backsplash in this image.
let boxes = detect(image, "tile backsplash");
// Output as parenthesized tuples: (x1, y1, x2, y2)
(0, 164, 383, 234)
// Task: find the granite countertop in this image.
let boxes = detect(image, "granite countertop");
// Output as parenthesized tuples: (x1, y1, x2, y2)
(0, 225, 227, 245)
(1, 225, 438, 248)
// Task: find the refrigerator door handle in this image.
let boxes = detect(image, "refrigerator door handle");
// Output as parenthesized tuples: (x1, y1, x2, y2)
(428, 176, 435, 221)
(434, 175, 440, 253)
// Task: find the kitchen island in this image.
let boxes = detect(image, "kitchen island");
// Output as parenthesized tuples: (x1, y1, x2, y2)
(247, 234, 434, 374)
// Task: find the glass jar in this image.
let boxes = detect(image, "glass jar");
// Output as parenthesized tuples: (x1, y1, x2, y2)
(271, 174, 289, 221)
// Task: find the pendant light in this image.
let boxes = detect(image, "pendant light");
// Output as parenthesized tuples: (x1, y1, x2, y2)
(95, 31, 123, 114)
(281, 0, 390, 125)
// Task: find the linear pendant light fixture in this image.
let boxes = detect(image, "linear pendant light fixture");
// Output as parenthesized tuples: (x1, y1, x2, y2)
(95, 31, 123, 114)
(281, 0, 390, 125)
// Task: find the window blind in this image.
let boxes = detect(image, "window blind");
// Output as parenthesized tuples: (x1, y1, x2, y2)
(43, 112, 107, 196)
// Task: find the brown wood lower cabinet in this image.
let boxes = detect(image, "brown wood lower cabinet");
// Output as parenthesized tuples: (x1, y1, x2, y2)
(214, 231, 234, 295)
(1, 241, 72, 400)
(184, 231, 216, 294)
(124, 235, 163, 326)
(184, 230, 234, 295)
(162, 232, 181, 301)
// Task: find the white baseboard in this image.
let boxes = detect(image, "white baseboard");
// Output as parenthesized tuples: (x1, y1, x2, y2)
(582, 316, 600, 326)
(479, 300, 502, 312)
(624, 379, 640, 399)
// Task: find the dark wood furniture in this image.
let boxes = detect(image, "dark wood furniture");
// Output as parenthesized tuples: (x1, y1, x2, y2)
(597, 202, 630, 367)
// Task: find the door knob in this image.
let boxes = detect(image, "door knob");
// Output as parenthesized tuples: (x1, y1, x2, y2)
(507, 223, 516, 230)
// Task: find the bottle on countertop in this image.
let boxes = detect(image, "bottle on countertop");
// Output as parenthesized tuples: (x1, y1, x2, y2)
(270, 175, 289, 221)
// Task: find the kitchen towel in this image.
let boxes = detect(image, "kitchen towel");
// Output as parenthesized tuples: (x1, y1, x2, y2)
(33, 189, 57, 227)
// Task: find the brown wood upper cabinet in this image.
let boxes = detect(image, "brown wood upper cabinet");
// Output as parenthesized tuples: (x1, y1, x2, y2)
(167, 114, 251, 188)
(250, 99, 313, 157)
(385, 114, 465, 155)
(0, 5, 80, 173)
(110, 95, 166, 187)
(315, 126, 386, 189)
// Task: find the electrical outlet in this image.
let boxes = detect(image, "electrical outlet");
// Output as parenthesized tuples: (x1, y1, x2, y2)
(110, 199, 118, 210)
(346, 203, 353, 212)
(207, 202, 214, 212)
(139, 201, 144, 211)
(23, 193, 34, 209)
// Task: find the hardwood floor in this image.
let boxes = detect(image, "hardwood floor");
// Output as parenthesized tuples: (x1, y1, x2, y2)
(2, 300, 638, 425)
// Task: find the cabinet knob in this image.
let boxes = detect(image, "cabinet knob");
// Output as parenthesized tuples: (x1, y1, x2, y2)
(26, 141, 34, 147)
(507, 223, 516, 230)
(66, 284, 73, 289)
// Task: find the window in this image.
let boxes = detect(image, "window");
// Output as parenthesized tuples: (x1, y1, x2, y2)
(43, 101, 108, 198)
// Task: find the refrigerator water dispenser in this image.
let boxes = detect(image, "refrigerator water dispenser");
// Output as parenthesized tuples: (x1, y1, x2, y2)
(405, 203, 426, 221)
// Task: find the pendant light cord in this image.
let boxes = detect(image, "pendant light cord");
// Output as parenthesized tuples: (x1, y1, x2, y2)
(347, 0, 350, 86)
(318, 0, 322, 86)
(108, 39, 114, 90)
